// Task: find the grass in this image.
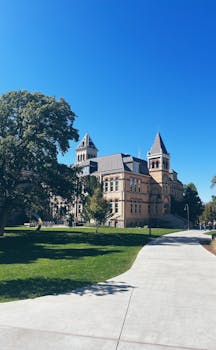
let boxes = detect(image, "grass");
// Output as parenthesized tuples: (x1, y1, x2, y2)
(0, 226, 180, 303)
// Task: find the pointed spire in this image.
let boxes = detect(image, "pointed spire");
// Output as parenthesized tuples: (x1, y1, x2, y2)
(75, 133, 98, 164)
(149, 132, 168, 155)
(76, 133, 98, 151)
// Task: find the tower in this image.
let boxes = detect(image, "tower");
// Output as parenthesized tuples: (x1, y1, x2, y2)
(147, 133, 171, 215)
(76, 134, 98, 164)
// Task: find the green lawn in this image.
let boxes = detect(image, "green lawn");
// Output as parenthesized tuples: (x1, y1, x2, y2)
(0, 226, 180, 302)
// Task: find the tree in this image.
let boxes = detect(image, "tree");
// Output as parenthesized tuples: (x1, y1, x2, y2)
(83, 187, 111, 232)
(0, 90, 79, 235)
(200, 196, 216, 223)
(211, 175, 216, 188)
(82, 175, 101, 197)
(183, 183, 203, 224)
(170, 196, 185, 217)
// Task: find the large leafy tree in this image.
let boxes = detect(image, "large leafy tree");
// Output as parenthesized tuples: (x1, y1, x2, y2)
(0, 90, 79, 235)
(183, 183, 203, 224)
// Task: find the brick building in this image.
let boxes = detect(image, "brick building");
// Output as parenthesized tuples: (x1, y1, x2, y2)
(72, 133, 183, 228)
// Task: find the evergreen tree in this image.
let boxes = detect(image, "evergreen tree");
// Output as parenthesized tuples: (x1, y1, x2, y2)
(183, 183, 203, 224)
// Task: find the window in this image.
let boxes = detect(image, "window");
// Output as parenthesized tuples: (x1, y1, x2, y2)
(130, 178, 133, 191)
(134, 201, 137, 213)
(163, 160, 168, 169)
(115, 199, 118, 213)
(152, 161, 155, 169)
(134, 179, 137, 192)
(139, 203, 142, 213)
(104, 179, 108, 192)
(109, 200, 113, 212)
(110, 178, 114, 192)
(115, 177, 119, 191)
(156, 161, 159, 168)
(130, 200, 133, 213)
(133, 162, 140, 173)
(138, 179, 141, 192)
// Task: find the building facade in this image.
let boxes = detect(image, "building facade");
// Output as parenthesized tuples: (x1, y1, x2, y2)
(71, 133, 184, 228)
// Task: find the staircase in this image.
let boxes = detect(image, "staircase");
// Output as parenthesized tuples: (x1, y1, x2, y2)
(153, 214, 188, 229)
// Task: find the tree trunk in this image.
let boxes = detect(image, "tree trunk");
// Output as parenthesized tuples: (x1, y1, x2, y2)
(95, 223, 99, 233)
(35, 217, 43, 231)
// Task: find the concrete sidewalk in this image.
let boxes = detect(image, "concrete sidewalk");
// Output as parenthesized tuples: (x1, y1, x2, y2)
(0, 230, 216, 350)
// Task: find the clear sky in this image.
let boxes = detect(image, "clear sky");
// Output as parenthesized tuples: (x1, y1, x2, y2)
(0, 0, 216, 203)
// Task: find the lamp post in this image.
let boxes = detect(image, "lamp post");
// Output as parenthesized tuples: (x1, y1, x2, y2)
(148, 203, 151, 236)
(184, 204, 190, 230)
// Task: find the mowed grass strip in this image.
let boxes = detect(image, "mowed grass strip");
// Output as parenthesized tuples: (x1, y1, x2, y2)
(0, 227, 179, 302)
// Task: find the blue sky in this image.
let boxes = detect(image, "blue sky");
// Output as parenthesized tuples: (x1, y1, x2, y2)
(0, 0, 216, 203)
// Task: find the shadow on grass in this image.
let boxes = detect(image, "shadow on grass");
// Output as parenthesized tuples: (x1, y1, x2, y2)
(0, 229, 148, 264)
(0, 278, 92, 300)
(5, 229, 148, 246)
(0, 244, 121, 264)
(0, 278, 134, 301)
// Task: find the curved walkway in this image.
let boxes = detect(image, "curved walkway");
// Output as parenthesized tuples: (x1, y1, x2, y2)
(0, 230, 216, 350)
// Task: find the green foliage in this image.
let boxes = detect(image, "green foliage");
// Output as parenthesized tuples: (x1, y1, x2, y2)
(183, 183, 204, 223)
(211, 175, 216, 188)
(77, 175, 102, 218)
(82, 175, 102, 196)
(200, 196, 216, 222)
(0, 90, 79, 234)
(170, 196, 185, 216)
(83, 187, 112, 230)
(171, 183, 204, 223)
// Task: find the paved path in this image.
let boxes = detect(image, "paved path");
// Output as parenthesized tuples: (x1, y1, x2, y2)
(0, 230, 216, 350)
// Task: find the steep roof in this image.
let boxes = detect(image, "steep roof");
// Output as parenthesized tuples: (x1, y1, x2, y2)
(96, 154, 125, 173)
(78, 153, 149, 175)
(149, 132, 168, 155)
(76, 133, 98, 151)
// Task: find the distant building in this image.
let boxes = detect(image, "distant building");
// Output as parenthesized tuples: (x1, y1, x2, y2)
(71, 132, 184, 227)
